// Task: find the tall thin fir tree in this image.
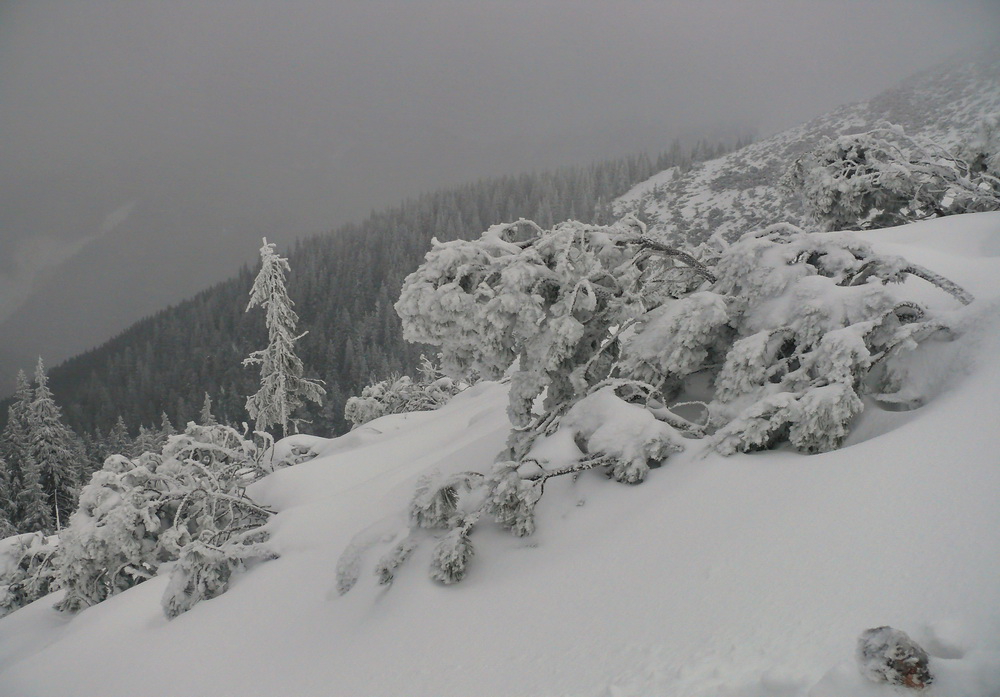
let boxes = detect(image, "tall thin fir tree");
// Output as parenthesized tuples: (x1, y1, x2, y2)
(105, 415, 133, 459)
(16, 453, 52, 534)
(199, 392, 218, 426)
(0, 453, 12, 535)
(243, 238, 325, 437)
(28, 358, 82, 531)
(0, 370, 42, 531)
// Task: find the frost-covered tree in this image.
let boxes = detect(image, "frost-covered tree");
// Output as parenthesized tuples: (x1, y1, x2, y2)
(344, 357, 462, 428)
(395, 217, 713, 461)
(15, 455, 52, 535)
(56, 423, 275, 617)
(785, 121, 1000, 231)
(199, 392, 219, 426)
(707, 223, 970, 454)
(105, 415, 134, 459)
(132, 425, 161, 456)
(0, 457, 12, 533)
(0, 371, 34, 529)
(335, 217, 714, 589)
(244, 238, 325, 437)
(0, 531, 60, 618)
(340, 213, 972, 588)
(28, 358, 82, 531)
(162, 528, 274, 619)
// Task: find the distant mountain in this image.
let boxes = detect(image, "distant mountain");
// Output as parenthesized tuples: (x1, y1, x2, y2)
(615, 50, 1000, 243)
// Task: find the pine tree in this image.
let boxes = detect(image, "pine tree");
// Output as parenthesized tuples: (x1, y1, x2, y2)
(105, 415, 133, 459)
(16, 453, 52, 534)
(160, 412, 177, 439)
(1, 371, 34, 530)
(28, 358, 82, 531)
(0, 453, 11, 528)
(199, 393, 218, 426)
(133, 425, 161, 456)
(243, 238, 325, 437)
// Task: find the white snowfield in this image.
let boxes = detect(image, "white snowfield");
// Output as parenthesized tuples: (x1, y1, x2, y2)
(2, 213, 1000, 696)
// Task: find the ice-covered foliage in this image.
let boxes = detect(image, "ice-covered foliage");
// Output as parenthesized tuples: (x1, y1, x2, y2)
(0, 532, 59, 618)
(409, 471, 482, 530)
(339, 212, 972, 587)
(244, 238, 325, 437)
(560, 387, 684, 484)
(396, 216, 712, 460)
(162, 528, 274, 619)
(857, 626, 933, 689)
(785, 121, 1000, 231)
(710, 223, 967, 454)
(28, 358, 82, 532)
(55, 423, 274, 617)
(429, 518, 477, 585)
(344, 358, 462, 429)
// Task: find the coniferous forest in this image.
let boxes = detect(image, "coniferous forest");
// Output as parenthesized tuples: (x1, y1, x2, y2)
(0, 141, 742, 474)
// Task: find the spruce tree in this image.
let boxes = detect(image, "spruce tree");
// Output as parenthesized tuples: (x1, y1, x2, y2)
(0, 453, 11, 528)
(28, 358, 82, 531)
(1, 371, 34, 530)
(105, 415, 133, 459)
(243, 238, 325, 437)
(16, 453, 52, 534)
(199, 393, 218, 426)
(160, 412, 177, 439)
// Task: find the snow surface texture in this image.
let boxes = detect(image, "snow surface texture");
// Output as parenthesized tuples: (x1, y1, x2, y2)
(1, 213, 999, 696)
(615, 52, 1000, 246)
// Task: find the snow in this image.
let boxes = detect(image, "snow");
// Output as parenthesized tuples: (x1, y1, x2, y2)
(2, 214, 1000, 696)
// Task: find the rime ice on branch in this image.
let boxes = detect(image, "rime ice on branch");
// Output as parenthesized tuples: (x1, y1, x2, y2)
(340, 209, 974, 587)
(244, 238, 325, 437)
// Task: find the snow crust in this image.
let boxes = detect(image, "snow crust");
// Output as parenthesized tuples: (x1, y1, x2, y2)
(1, 215, 1000, 696)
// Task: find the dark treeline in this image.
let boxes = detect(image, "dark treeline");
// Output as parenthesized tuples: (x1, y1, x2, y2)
(1, 136, 747, 453)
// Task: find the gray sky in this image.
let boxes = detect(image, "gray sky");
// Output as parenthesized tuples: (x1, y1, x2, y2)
(0, 0, 998, 382)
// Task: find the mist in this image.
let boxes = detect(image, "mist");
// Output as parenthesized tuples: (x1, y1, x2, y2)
(1, 0, 998, 388)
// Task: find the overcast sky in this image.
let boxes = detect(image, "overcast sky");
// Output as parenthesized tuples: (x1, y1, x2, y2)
(0, 0, 998, 372)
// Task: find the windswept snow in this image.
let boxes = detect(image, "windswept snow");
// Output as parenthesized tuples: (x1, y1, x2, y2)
(1, 213, 999, 696)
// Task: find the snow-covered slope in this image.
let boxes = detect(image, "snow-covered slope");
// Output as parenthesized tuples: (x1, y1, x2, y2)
(1, 212, 999, 696)
(615, 51, 1000, 245)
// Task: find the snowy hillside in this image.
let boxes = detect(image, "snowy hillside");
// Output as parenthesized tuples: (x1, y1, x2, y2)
(1, 212, 999, 696)
(615, 51, 1000, 245)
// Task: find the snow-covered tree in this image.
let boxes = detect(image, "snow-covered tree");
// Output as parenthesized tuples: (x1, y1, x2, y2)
(344, 357, 461, 428)
(395, 217, 712, 461)
(0, 371, 34, 529)
(0, 531, 60, 619)
(785, 121, 1000, 231)
(162, 528, 274, 619)
(28, 358, 82, 531)
(132, 425, 161, 456)
(0, 482, 15, 540)
(708, 223, 970, 455)
(105, 415, 134, 459)
(244, 238, 325, 437)
(199, 392, 218, 426)
(340, 213, 972, 588)
(56, 423, 275, 617)
(15, 455, 52, 535)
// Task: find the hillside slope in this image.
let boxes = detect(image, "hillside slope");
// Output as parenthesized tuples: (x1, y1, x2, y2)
(1, 212, 998, 696)
(4, 155, 663, 439)
(615, 51, 1000, 244)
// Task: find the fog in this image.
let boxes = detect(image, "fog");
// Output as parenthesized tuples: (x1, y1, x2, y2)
(0, 0, 998, 387)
